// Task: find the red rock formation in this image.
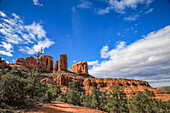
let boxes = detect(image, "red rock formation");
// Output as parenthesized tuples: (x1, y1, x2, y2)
(0, 58, 8, 69)
(71, 61, 88, 75)
(15, 58, 25, 65)
(40, 73, 170, 101)
(15, 55, 53, 72)
(58, 54, 68, 71)
(53, 60, 58, 73)
(25, 56, 36, 69)
(38, 55, 53, 72)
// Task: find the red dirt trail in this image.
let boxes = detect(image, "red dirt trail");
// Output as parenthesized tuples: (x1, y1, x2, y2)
(27, 101, 106, 113)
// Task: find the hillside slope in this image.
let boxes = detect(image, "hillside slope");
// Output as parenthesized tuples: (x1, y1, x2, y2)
(157, 86, 170, 94)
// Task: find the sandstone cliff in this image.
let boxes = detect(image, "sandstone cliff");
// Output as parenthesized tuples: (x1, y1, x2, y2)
(15, 55, 53, 72)
(58, 54, 68, 71)
(71, 61, 88, 75)
(40, 73, 170, 101)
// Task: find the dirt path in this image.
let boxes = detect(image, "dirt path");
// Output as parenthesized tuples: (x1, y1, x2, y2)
(27, 101, 106, 113)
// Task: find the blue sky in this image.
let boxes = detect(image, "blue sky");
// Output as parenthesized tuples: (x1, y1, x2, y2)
(0, 0, 170, 87)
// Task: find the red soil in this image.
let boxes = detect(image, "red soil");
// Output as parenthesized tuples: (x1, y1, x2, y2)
(27, 101, 106, 113)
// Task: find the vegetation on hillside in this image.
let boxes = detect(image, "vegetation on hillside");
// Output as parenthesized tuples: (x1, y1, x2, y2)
(157, 86, 170, 94)
(0, 57, 169, 113)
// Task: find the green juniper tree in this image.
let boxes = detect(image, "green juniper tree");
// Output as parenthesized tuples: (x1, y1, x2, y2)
(128, 89, 169, 113)
(65, 80, 81, 105)
(105, 85, 128, 113)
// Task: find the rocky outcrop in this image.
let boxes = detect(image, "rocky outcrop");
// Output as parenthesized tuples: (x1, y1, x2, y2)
(40, 72, 170, 101)
(58, 54, 68, 71)
(15, 55, 53, 72)
(53, 60, 58, 73)
(15, 58, 26, 66)
(0, 58, 8, 69)
(82, 78, 163, 95)
(39, 55, 53, 72)
(71, 61, 88, 75)
(25, 56, 36, 69)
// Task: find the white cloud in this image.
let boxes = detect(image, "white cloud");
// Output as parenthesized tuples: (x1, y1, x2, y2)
(0, 11, 55, 56)
(0, 41, 13, 57)
(89, 25, 170, 87)
(12, 13, 20, 19)
(97, 7, 112, 15)
(72, 1, 92, 12)
(19, 38, 55, 54)
(0, 11, 7, 17)
(0, 42, 13, 51)
(77, 2, 92, 9)
(88, 60, 99, 66)
(124, 14, 140, 21)
(73, 60, 76, 63)
(25, 22, 46, 39)
(33, 0, 43, 6)
(144, 8, 154, 14)
(0, 50, 13, 57)
(97, 0, 153, 14)
(100, 45, 109, 59)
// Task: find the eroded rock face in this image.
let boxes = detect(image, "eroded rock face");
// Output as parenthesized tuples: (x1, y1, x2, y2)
(41, 73, 169, 100)
(25, 56, 36, 69)
(15, 58, 26, 65)
(58, 54, 68, 71)
(71, 61, 88, 75)
(53, 60, 58, 73)
(39, 55, 53, 72)
(15, 55, 53, 72)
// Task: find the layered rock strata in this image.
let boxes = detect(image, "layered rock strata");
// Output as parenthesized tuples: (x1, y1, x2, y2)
(15, 55, 53, 72)
(58, 54, 68, 71)
(71, 61, 88, 75)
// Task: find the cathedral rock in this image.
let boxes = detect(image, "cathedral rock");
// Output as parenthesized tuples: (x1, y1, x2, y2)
(71, 61, 88, 75)
(58, 54, 68, 71)
(15, 55, 53, 72)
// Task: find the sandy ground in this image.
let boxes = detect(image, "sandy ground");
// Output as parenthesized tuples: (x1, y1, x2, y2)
(27, 101, 106, 113)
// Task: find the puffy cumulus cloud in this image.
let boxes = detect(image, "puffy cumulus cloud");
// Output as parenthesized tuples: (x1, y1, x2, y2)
(25, 22, 46, 40)
(0, 11, 54, 56)
(88, 60, 99, 66)
(89, 25, 170, 87)
(33, 0, 43, 6)
(100, 45, 109, 59)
